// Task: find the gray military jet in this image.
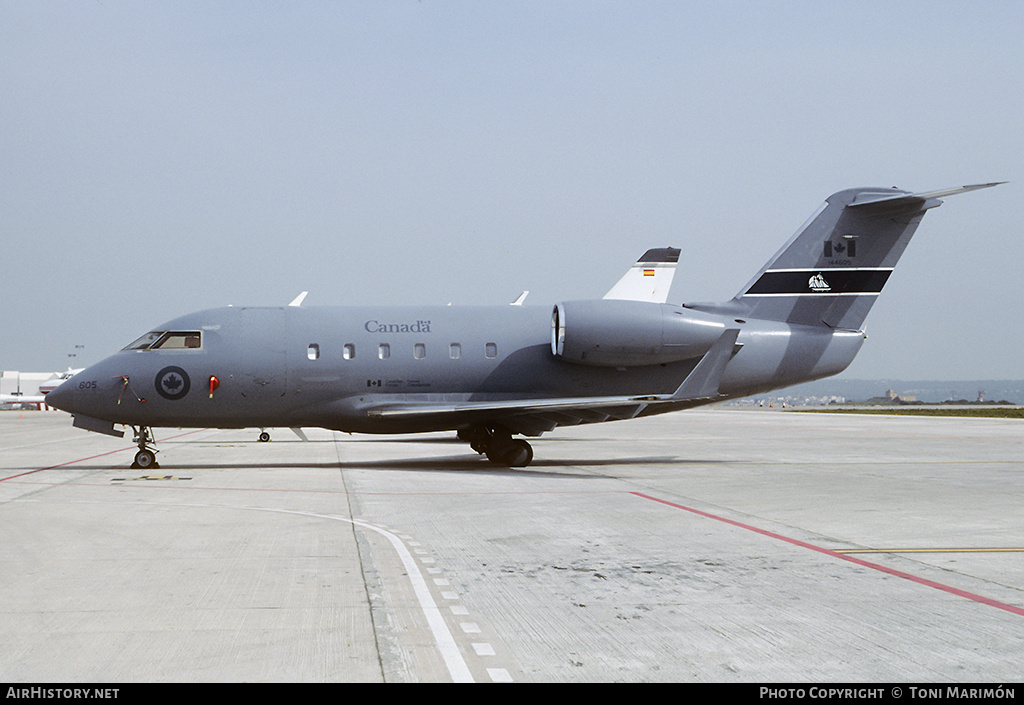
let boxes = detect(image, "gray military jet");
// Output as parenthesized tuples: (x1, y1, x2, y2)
(47, 183, 1002, 469)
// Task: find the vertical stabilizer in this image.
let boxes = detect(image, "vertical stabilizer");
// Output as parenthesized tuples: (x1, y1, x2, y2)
(732, 183, 1002, 330)
(604, 247, 680, 303)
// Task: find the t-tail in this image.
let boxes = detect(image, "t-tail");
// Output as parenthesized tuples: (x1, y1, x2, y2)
(604, 247, 680, 304)
(726, 183, 1004, 330)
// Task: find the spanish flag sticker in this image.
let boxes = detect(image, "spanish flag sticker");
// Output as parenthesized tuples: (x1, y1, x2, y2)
(643, 269, 655, 277)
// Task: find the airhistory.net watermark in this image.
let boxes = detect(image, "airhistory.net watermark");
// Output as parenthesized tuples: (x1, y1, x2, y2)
(5, 689, 118, 700)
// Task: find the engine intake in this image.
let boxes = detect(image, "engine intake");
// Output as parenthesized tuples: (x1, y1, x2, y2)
(551, 300, 727, 367)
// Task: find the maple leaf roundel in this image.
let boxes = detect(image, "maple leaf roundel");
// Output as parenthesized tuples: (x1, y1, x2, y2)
(155, 366, 191, 400)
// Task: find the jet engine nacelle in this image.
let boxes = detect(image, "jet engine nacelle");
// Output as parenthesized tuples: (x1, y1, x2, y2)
(551, 299, 727, 367)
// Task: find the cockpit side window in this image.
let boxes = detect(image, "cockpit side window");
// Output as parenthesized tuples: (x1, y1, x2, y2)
(123, 331, 202, 351)
(152, 331, 202, 349)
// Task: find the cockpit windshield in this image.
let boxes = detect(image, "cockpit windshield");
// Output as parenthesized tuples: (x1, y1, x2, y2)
(124, 332, 163, 350)
(123, 331, 202, 351)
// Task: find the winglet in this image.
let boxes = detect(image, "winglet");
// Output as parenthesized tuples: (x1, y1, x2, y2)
(603, 247, 680, 303)
(289, 291, 308, 307)
(669, 328, 740, 401)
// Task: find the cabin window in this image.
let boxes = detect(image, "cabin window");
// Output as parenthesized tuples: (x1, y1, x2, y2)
(343, 344, 355, 360)
(307, 344, 320, 360)
(485, 342, 498, 359)
(449, 343, 461, 359)
(378, 343, 390, 360)
(413, 343, 426, 360)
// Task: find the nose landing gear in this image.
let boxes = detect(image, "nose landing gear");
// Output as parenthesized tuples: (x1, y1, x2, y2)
(130, 426, 159, 469)
(459, 426, 534, 467)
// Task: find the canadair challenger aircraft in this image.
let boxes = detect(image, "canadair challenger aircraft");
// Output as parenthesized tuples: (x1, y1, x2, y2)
(48, 183, 1002, 469)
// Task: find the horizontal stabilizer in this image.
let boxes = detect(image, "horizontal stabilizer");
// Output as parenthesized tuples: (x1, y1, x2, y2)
(849, 182, 1005, 210)
(604, 247, 680, 303)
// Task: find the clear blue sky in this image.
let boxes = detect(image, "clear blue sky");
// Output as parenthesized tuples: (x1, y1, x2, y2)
(2, 1, 1021, 379)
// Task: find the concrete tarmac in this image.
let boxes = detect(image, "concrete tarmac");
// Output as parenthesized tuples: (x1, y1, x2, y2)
(1, 408, 1021, 682)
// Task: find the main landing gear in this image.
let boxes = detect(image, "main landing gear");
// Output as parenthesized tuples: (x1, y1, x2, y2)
(130, 426, 159, 469)
(459, 426, 534, 468)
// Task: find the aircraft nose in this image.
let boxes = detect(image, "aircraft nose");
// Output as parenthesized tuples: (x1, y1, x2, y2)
(45, 380, 77, 413)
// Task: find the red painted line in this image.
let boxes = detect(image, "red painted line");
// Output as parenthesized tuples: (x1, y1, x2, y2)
(1, 447, 132, 482)
(631, 491, 1024, 618)
(0, 429, 210, 483)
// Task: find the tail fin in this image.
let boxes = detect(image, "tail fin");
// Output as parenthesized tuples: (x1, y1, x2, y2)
(732, 183, 1004, 330)
(604, 247, 680, 304)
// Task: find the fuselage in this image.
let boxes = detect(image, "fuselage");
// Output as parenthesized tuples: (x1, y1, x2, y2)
(47, 302, 865, 434)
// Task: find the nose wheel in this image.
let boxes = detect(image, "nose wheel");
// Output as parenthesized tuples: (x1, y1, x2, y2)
(130, 426, 159, 469)
(133, 448, 158, 469)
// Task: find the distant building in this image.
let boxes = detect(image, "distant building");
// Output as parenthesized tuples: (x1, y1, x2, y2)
(1, 370, 63, 410)
(861, 389, 918, 405)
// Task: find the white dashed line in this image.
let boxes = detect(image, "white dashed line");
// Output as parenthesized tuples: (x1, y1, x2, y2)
(488, 668, 513, 683)
(472, 643, 495, 656)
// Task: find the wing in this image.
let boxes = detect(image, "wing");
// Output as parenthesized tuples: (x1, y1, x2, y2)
(1, 394, 48, 404)
(362, 329, 739, 436)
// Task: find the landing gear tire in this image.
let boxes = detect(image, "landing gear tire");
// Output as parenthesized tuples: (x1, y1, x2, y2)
(485, 438, 534, 468)
(132, 449, 158, 470)
(258, 431, 271, 443)
(508, 439, 534, 467)
(130, 426, 159, 469)
(461, 425, 535, 467)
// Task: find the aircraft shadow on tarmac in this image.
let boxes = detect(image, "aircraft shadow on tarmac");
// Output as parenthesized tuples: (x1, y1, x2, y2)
(85, 454, 730, 478)
(145, 435, 732, 474)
